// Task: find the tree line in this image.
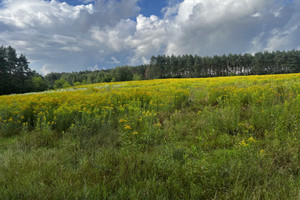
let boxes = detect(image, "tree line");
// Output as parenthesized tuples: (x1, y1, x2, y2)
(147, 50, 300, 78)
(1, 45, 300, 95)
(45, 50, 300, 88)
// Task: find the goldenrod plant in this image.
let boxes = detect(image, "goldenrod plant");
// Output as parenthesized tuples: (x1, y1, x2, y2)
(0, 74, 299, 199)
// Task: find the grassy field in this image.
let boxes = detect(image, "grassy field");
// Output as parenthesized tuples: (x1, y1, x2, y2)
(0, 74, 299, 199)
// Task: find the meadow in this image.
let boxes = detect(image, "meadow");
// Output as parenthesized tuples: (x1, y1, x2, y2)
(0, 74, 299, 199)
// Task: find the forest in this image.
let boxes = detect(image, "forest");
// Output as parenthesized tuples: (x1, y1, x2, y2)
(1, 45, 300, 95)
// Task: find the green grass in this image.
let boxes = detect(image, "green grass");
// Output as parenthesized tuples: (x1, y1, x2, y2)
(0, 75, 300, 199)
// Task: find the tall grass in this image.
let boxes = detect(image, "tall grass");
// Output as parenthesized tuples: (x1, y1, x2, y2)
(0, 74, 299, 199)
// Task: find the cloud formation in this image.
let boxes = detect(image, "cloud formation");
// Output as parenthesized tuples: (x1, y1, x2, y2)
(0, 0, 299, 74)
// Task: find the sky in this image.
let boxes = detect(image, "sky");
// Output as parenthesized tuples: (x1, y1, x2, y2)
(0, 0, 299, 75)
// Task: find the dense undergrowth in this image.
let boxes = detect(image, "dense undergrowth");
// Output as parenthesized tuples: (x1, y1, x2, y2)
(0, 74, 299, 199)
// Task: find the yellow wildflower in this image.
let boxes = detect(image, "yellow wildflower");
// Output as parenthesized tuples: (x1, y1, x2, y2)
(260, 149, 265, 155)
(248, 125, 254, 131)
(248, 137, 257, 143)
(155, 123, 162, 128)
(119, 118, 127, 123)
(238, 123, 245, 127)
(132, 131, 138, 135)
(239, 140, 249, 147)
(124, 124, 131, 130)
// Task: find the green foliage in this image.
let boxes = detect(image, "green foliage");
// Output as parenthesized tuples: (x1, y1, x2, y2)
(133, 74, 142, 80)
(112, 66, 134, 81)
(146, 50, 300, 78)
(32, 76, 48, 91)
(53, 78, 71, 89)
(0, 46, 38, 95)
(111, 77, 116, 82)
(62, 81, 71, 88)
(53, 78, 65, 89)
(73, 81, 81, 86)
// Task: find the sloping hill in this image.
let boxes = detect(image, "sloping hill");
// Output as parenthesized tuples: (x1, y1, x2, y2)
(0, 74, 299, 199)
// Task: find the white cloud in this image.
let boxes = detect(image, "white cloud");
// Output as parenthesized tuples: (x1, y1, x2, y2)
(88, 64, 99, 71)
(0, 0, 139, 73)
(128, 14, 170, 65)
(166, 0, 300, 56)
(41, 64, 53, 75)
(165, 0, 272, 55)
(110, 56, 120, 64)
(252, 12, 261, 18)
(60, 46, 82, 52)
(0, 0, 299, 74)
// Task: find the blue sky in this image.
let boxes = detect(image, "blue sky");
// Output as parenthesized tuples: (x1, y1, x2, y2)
(55, 0, 169, 17)
(137, 0, 167, 17)
(0, 0, 299, 74)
